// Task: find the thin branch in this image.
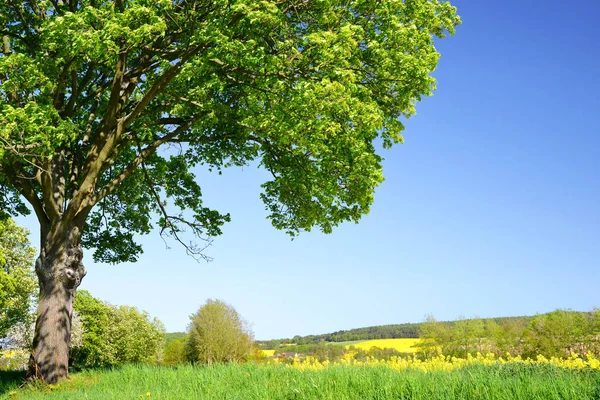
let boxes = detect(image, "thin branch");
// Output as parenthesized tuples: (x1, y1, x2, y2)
(137, 143, 212, 262)
(0, 137, 43, 154)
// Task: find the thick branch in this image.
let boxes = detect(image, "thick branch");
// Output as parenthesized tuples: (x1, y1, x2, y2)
(122, 47, 199, 128)
(93, 118, 199, 204)
(67, 50, 129, 218)
(39, 158, 61, 220)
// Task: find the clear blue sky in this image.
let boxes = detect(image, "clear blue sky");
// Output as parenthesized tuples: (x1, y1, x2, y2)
(17, 0, 600, 340)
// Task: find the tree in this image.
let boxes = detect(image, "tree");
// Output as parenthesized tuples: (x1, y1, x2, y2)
(417, 315, 449, 357)
(0, 218, 36, 338)
(107, 305, 165, 364)
(491, 317, 528, 357)
(451, 317, 485, 356)
(162, 336, 187, 366)
(0, 0, 460, 382)
(185, 299, 253, 364)
(523, 309, 588, 358)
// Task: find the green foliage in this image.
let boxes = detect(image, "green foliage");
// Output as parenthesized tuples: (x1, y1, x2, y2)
(0, 0, 460, 264)
(7, 363, 600, 400)
(164, 332, 187, 347)
(185, 299, 253, 364)
(71, 290, 165, 369)
(70, 290, 112, 367)
(0, 218, 36, 338)
(417, 310, 600, 359)
(523, 310, 592, 358)
(107, 305, 166, 364)
(162, 337, 187, 366)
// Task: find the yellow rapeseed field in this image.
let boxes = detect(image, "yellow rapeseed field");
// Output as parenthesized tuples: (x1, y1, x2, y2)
(347, 338, 422, 353)
(261, 350, 276, 357)
(280, 352, 600, 372)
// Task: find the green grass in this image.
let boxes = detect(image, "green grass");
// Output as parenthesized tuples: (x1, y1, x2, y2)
(3, 363, 600, 400)
(0, 371, 26, 397)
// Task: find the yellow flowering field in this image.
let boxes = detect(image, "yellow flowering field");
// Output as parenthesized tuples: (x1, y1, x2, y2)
(281, 352, 600, 372)
(346, 338, 422, 353)
(261, 349, 276, 357)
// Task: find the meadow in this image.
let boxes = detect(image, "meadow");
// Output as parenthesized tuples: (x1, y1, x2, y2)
(3, 354, 600, 399)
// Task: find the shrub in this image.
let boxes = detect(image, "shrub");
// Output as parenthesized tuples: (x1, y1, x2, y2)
(71, 290, 165, 368)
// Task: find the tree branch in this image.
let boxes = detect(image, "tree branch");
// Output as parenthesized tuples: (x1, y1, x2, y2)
(138, 150, 213, 262)
(2, 163, 50, 232)
(39, 158, 61, 221)
(92, 118, 201, 204)
(122, 47, 200, 128)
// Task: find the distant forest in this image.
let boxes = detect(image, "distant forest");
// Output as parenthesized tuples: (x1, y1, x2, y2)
(255, 316, 535, 349)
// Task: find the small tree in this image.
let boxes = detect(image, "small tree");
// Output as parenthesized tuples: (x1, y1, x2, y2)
(185, 299, 253, 364)
(0, 218, 36, 338)
(417, 315, 449, 358)
(162, 336, 187, 366)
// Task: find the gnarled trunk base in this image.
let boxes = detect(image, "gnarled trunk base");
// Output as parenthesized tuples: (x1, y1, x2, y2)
(27, 238, 86, 384)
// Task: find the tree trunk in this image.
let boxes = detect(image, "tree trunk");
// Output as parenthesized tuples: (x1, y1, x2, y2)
(27, 225, 87, 384)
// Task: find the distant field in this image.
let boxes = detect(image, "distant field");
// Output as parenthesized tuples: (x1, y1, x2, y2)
(328, 340, 364, 347)
(263, 339, 422, 355)
(346, 338, 422, 353)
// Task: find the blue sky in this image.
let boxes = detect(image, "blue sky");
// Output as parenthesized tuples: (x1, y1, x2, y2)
(17, 0, 600, 340)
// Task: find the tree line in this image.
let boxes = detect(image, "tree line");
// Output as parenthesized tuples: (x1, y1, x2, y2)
(418, 311, 600, 359)
(258, 311, 600, 360)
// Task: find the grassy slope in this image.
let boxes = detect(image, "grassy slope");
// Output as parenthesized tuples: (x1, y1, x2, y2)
(4, 363, 600, 400)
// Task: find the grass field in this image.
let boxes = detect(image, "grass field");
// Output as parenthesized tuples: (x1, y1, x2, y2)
(345, 338, 422, 353)
(2, 362, 600, 400)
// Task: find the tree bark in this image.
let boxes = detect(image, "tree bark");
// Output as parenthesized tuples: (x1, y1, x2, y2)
(27, 225, 87, 384)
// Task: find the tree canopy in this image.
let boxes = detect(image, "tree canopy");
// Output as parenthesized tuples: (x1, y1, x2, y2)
(0, 0, 460, 262)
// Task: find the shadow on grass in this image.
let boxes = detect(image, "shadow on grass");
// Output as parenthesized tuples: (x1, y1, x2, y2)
(0, 370, 27, 396)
